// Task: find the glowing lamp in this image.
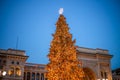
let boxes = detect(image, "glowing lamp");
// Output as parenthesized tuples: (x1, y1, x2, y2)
(2, 71, 7, 76)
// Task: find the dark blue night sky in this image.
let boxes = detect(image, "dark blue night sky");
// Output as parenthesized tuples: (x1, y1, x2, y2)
(0, 0, 120, 70)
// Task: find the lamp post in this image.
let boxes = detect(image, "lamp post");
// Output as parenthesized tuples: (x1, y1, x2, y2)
(0, 70, 7, 80)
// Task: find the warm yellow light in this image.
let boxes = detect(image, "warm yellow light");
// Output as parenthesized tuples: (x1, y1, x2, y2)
(46, 13, 84, 80)
(16, 68, 21, 76)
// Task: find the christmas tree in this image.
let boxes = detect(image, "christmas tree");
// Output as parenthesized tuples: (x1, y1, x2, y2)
(46, 12, 84, 80)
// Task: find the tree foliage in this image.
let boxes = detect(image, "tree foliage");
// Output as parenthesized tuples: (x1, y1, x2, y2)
(46, 15, 84, 80)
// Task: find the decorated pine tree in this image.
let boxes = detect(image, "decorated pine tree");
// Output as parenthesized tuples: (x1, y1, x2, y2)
(46, 9, 84, 80)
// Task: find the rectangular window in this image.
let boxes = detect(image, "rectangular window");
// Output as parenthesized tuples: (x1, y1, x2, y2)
(104, 72, 107, 79)
(101, 71, 103, 78)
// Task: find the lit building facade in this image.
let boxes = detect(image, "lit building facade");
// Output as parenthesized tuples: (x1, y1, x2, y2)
(0, 47, 112, 80)
(0, 49, 46, 80)
(0, 49, 28, 80)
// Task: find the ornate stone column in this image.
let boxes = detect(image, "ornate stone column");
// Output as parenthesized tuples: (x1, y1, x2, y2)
(39, 73, 41, 80)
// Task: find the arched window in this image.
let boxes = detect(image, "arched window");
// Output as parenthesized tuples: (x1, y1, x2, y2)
(36, 73, 40, 80)
(16, 67, 21, 76)
(104, 72, 107, 79)
(32, 72, 35, 80)
(41, 73, 44, 80)
(101, 71, 103, 78)
(8, 67, 14, 76)
(24, 72, 26, 80)
(27, 72, 30, 80)
(101, 71, 108, 80)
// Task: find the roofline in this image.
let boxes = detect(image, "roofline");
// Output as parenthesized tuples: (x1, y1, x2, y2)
(0, 53, 29, 57)
(25, 62, 46, 66)
(76, 46, 108, 51)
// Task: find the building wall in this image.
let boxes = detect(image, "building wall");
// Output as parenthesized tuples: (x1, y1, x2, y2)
(112, 68, 120, 80)
(24, 63, 46, 80)
(0, 49, 28, 80)
(77, 47, 113, 80)
(0, 47, 113, 80)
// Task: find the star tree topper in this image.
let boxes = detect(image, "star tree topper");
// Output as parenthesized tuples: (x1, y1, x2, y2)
(59, 8, 64, 14)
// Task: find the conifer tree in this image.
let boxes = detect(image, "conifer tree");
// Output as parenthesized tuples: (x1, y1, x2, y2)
(46, 14, 84, 80)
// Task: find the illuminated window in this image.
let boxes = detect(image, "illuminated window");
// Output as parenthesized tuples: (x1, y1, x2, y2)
(8, 67, 14, 76)
(16, 68, 21, 76)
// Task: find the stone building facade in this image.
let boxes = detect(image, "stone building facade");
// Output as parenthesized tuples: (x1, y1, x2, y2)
(77, 47, 113, 80)
(112, 68, 120, 80)
(0, 49, 28, 80)
(0, 47, 112, 80)
(24, 63, 46, 80)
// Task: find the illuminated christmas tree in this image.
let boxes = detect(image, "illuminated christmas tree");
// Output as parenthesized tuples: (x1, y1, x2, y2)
(46, 8, 84, 80)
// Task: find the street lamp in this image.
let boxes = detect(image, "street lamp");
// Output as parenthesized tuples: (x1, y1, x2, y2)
(2, 71, 6, 76)
(0, 71, 7, 80)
